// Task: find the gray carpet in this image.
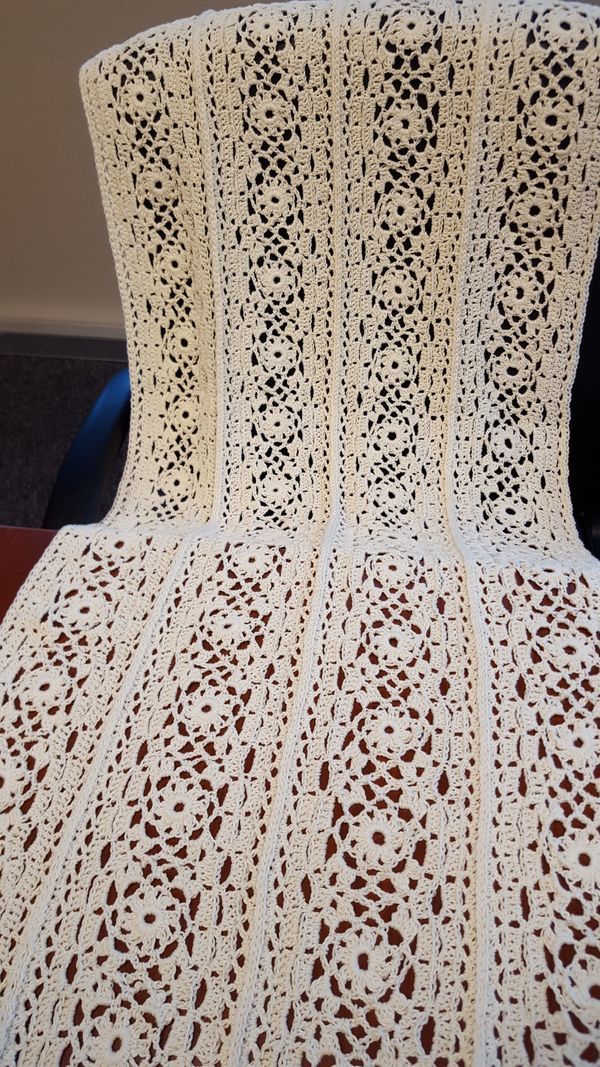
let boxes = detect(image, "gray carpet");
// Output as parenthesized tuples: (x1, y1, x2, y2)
(0, 353, 126, 528)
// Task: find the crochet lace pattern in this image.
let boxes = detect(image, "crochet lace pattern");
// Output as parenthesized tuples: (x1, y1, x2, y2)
(0, 0, 599, 1063)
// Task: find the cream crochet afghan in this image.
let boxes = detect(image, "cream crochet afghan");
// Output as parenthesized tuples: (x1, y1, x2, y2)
(1, 0, 599, 1063)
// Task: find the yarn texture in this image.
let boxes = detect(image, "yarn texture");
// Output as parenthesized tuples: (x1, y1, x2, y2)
(1, 0, 599, 1062)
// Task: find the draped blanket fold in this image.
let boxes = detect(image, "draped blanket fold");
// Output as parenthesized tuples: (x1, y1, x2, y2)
(1, 1, 599, 1063)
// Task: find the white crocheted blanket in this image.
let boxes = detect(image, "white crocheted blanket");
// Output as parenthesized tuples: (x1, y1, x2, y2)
(1, 0, 599, 1063)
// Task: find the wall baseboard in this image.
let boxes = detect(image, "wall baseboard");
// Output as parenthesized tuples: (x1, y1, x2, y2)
(0, 331, 127, 363)
(0, 317, 125, 340)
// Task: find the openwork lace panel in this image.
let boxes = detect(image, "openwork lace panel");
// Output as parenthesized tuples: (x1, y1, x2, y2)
(0, 0, 599, 1063)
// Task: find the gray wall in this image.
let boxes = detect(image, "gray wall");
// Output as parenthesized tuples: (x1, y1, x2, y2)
(0, 0, 269, 339)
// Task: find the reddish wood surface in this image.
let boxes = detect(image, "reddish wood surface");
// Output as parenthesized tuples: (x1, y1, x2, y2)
(0, 526, 57, 625)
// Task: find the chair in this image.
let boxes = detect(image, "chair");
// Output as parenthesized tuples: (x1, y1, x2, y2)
(1, 2, 599, 1063)
(43, 366, 131, 528)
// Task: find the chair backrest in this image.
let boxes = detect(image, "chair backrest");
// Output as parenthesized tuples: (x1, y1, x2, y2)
(570, 241, 600, 555)
(80, 0, 600, 562)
